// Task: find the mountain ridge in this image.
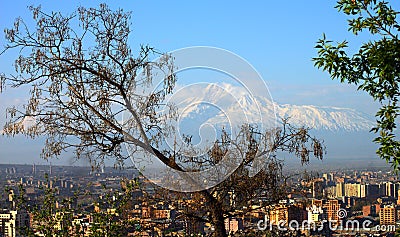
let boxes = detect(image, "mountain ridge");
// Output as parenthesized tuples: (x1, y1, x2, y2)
(169, 83, 375, 132)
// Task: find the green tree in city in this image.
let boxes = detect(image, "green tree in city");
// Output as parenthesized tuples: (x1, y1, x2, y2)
(313, 0, 400, 169)
(9, 174, 75, 236)
(10, 175, 138, 237)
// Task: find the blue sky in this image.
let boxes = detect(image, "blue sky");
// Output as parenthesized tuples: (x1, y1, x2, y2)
(0, 0, 384, 112)
(0, 1, 398, 165)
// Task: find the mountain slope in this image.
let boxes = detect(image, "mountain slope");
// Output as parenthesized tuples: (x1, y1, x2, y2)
(168, 83, 375, 132)
(276, 104, 374, 131)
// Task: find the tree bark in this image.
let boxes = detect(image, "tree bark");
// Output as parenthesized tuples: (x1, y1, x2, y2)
(211, 208, 227, 237)
(204, 191, 227, 237)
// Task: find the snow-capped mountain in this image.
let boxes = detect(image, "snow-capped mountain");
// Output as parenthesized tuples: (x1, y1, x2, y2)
(167, 83, 375, 132)
(276, 104, 374, 131)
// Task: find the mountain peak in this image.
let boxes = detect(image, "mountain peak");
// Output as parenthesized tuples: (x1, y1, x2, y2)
(169, 83, 375, 132)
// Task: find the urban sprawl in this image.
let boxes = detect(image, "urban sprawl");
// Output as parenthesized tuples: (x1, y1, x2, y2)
(0, 164, 399, 236)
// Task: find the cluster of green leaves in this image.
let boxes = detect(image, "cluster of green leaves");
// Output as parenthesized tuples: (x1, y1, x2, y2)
(88, 180, 137, 237)
(313, 0, 400, 169)
(9, 175, 76, 236)
(9, 175, 137, 237)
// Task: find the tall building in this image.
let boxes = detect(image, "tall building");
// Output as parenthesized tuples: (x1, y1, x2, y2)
(344, 183, 357, 197)
(0, 210, 30, 237)
(329, 173, 334, 182)
(366, 184, 380, 199)
(269, 204, 306, 226)
(324, 186, 336, 199)
(306, 205, 324, 223)
(335, 182, 344, 198)
(379, 205, 395, 226)
(312, 199, 323, 208)
(225, 218, 243, 234)
(385, 182, 395, 197)
(396, 183, 400, 198)
(343, 196, 357, 208)
(360, 184, 366, 198)
(397, 190, 400, 205)
(344, 183, 366, 198)
(312, 180, 325, 199)
(362, 205, 377, 217)
(269, 205, 288, 225)
(323, 200, 341, 224)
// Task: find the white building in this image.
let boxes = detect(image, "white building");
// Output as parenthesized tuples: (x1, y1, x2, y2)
(306, 205, 324, 223)
(0, 210, 30, 237)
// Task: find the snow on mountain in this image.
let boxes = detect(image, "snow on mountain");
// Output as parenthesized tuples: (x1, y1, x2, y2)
(167, 83, 375, 132)
(276, 104, 374, 131)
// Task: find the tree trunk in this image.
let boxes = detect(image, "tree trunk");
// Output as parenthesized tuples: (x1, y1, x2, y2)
(152, 150, 227, 236)
(210, 207, 227, 237)
(204, 191, 227, 237)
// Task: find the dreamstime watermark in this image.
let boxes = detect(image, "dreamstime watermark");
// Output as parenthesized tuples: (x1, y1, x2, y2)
(123, 46, 276, 192)
(257, 209, 396, 232)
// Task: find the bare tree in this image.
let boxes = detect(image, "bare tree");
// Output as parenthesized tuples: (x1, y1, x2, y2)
(1, 4, 177, 169)
(0, 4, 324, 237)
(159, 121, 323, 236)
